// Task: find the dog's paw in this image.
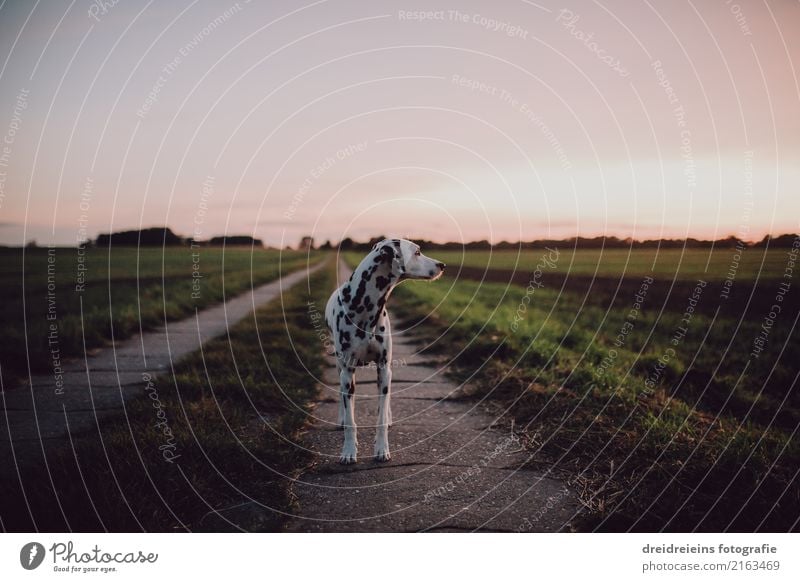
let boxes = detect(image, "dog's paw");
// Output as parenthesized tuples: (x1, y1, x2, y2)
(374, 446, 391, 462)
(339, 443, 358, 464)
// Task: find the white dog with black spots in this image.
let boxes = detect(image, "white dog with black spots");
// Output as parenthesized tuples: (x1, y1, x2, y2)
(325, 239, 446, 463)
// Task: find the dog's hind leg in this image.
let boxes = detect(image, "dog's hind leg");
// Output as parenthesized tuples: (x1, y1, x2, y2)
(339, 367, 358, 464)
(374, 364, 392, 462)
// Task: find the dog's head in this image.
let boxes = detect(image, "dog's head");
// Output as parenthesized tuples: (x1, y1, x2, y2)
(372, 239, 445, 281)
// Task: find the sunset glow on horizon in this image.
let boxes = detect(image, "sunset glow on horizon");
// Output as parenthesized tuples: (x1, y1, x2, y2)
(0, 0, 798, 247)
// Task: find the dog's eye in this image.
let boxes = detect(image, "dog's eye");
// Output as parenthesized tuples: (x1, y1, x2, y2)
(414, 250, 421, 256)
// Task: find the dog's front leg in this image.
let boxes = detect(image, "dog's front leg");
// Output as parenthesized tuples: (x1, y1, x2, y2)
(339, 367, 358, 464)
(336, 361, 345, 429)
(374, 364, 392, 462)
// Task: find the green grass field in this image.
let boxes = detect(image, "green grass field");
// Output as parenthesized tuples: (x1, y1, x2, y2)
(4, 245, 798, 532)
(341, 247, 799, 531)
(432, 247, 792, 281)
(0, 246, 320, 385)
(0, 259, 335, 531)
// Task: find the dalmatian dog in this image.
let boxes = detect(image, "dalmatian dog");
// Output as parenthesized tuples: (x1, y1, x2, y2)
(325, 239, 445, 463)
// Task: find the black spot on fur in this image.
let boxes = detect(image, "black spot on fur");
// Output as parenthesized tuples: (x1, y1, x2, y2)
(351, 279, 368, 307)
(379, 245, 395, 264)
(383, 386, 388, 395)
(340, 330, 352, 349)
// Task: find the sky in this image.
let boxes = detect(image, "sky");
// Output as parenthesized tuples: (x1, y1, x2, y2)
(0, 0, 798, 247)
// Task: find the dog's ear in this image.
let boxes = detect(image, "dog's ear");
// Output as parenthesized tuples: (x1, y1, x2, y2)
(378, 244, 395, 263)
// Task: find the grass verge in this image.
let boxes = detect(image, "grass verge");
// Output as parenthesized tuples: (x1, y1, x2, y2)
(0, 247, 320, 387)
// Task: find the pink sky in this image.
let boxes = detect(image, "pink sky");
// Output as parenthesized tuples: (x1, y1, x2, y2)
(0, 0, 798, 247)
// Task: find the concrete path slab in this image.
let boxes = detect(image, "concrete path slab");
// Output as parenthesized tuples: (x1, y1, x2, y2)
(285, 260, 581, 532)
(0, 260, 326, 469)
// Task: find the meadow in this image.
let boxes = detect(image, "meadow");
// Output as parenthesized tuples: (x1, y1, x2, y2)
(431, 246, 792, 281)
(358, 246, 800, 531)
(0, 246, 319, 387)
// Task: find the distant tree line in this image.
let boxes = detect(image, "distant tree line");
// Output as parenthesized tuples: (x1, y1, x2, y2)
(315, 233, 799, 252)
(90, 227, 799, 251)
(95, 228, 263, 248)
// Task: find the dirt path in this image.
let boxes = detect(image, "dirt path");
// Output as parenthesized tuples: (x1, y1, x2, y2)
(286, 261, 580, 532)
(0, 259, 326, 470)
